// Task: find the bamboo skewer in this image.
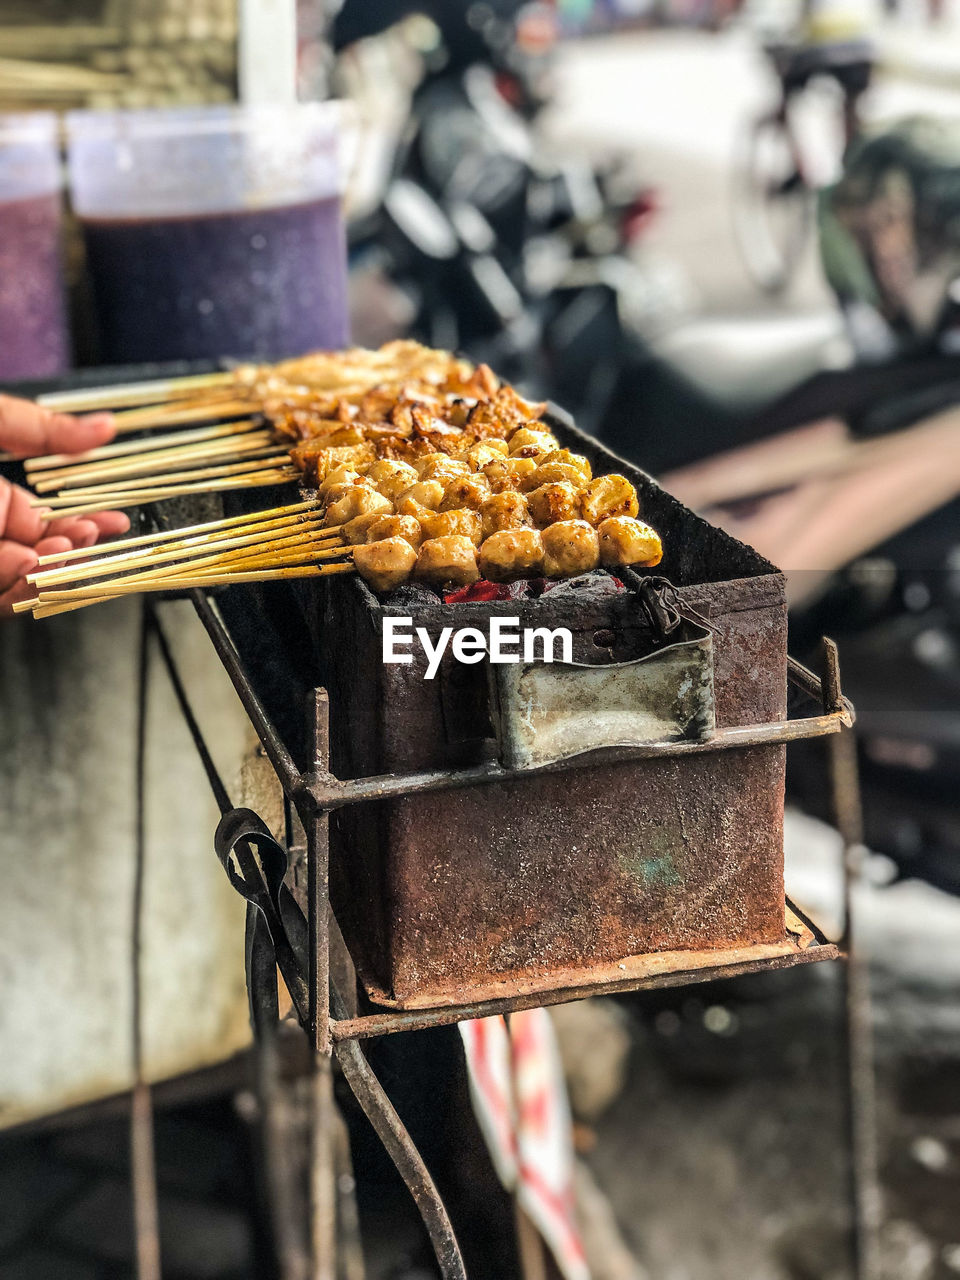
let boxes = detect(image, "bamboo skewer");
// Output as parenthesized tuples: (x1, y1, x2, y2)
(47, 452, 291, 498)
(25, 420, 263, 473)
(36, 469, 298, 519)
(32, 435, 282, 493)
(36, 531, 350, 601)
(21, 560, 356, 616)
(111, 397, 256, 433)
(37, 371, 237, 414)
(33, 499, 325, 564)
(28, 513, 341, 587)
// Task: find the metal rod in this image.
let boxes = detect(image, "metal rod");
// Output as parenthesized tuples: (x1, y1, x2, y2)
(831, 727, 882, 1280)
(331, 945, 838, 1042)
(330, 984, 467, 1280)
(306, 707, 850, 814)
(149, 606, 231, 815)
(131, 603, 162, 1280)
(307, 691, 336, 1280)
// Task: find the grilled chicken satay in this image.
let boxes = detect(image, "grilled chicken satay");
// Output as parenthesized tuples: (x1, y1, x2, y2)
(415, 535, 480, 587)
(354, 536, 418, 592)
(479, 528, 545, 582)
(414, 451, 470, 480)
(597, 517, 663, 567)
(289, 440, 376, 485)
(580, 475, 639, 524)
(318, 465, 365, 496)
(542, 520, 600, 577)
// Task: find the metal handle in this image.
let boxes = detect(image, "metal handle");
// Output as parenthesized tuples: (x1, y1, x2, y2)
(488, 616, 716, 770)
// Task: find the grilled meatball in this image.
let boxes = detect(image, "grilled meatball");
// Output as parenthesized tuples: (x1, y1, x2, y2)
(421, 508, 483, 546)
(527, 480, 583, 528)
(479, 528, 545, 582)
(580, 475, 639, 525)
(365, 458, 419, 500)
(597, 517, 663, 567)
(324, 485, 392, 527)
(364, 514, 424, 550)
(466, 440, 509, 470)
(395, 480, 445, 515)
(480, 491, 533, 540)
(354, 537, 417, 593)
(508, 427, 558, 458)
(343, 511, 388, 545)
(439, 473, 491, 512)
(482, 457, 538, 493)
(523, 462, 586, 491)
(415, 535, 480, 588)
(539, 449, 592, 482)
(542, 520, 600, 578)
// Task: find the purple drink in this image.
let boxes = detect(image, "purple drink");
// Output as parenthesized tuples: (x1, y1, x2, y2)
(0, 114, 70, 380)
(68, 104, 348, 367)
(82, 195, 348, 364)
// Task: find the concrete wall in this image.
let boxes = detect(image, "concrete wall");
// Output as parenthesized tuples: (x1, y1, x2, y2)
(0, 598, 264, 1128)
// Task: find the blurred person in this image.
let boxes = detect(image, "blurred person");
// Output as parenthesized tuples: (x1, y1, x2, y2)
(0, 396, 129, 615)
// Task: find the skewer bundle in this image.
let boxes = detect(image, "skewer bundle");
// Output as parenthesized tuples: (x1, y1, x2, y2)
(18, 342, 665, 616)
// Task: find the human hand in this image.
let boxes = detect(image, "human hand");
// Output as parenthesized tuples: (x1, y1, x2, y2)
(1, 394, 131, 615)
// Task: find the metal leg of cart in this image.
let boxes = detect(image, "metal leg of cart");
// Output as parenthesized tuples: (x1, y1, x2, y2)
(831, 726, 883, 1280)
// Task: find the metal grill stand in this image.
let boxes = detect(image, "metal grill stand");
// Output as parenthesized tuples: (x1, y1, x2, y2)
(146, 589, 859, 1280)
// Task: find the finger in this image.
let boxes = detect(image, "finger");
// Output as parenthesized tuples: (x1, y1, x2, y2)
(0, 396, 115, 458)
(0, 576, 40, 617)
(43, 517, 100, 548)
(0, 538, 39, 592)
(1, 482, 46, 547)
(32, 535, 74, 568)
(85, 509, 132, 538)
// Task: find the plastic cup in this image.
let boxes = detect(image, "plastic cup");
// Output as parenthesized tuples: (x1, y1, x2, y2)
(67, 103, 349, 365)
(0, 113, 70, 381)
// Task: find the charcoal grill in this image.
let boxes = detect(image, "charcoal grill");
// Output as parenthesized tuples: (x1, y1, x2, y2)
(131, 404, 851, 1277)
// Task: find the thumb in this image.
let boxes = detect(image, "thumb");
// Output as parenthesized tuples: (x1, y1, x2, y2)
(0, 395, 115, 458)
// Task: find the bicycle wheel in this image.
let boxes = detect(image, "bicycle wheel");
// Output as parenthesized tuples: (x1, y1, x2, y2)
(732, 111, 814, 296)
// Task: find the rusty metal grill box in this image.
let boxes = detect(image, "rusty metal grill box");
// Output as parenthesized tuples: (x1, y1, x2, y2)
(294, 413, 793, 1010)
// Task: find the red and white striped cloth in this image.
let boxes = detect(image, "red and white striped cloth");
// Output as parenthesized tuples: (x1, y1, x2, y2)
(459, 1008, 589, 1280)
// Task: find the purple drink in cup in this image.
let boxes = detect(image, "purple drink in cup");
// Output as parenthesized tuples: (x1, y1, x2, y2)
(0, 114, 70, 380)
(67, 104, 348, 365)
